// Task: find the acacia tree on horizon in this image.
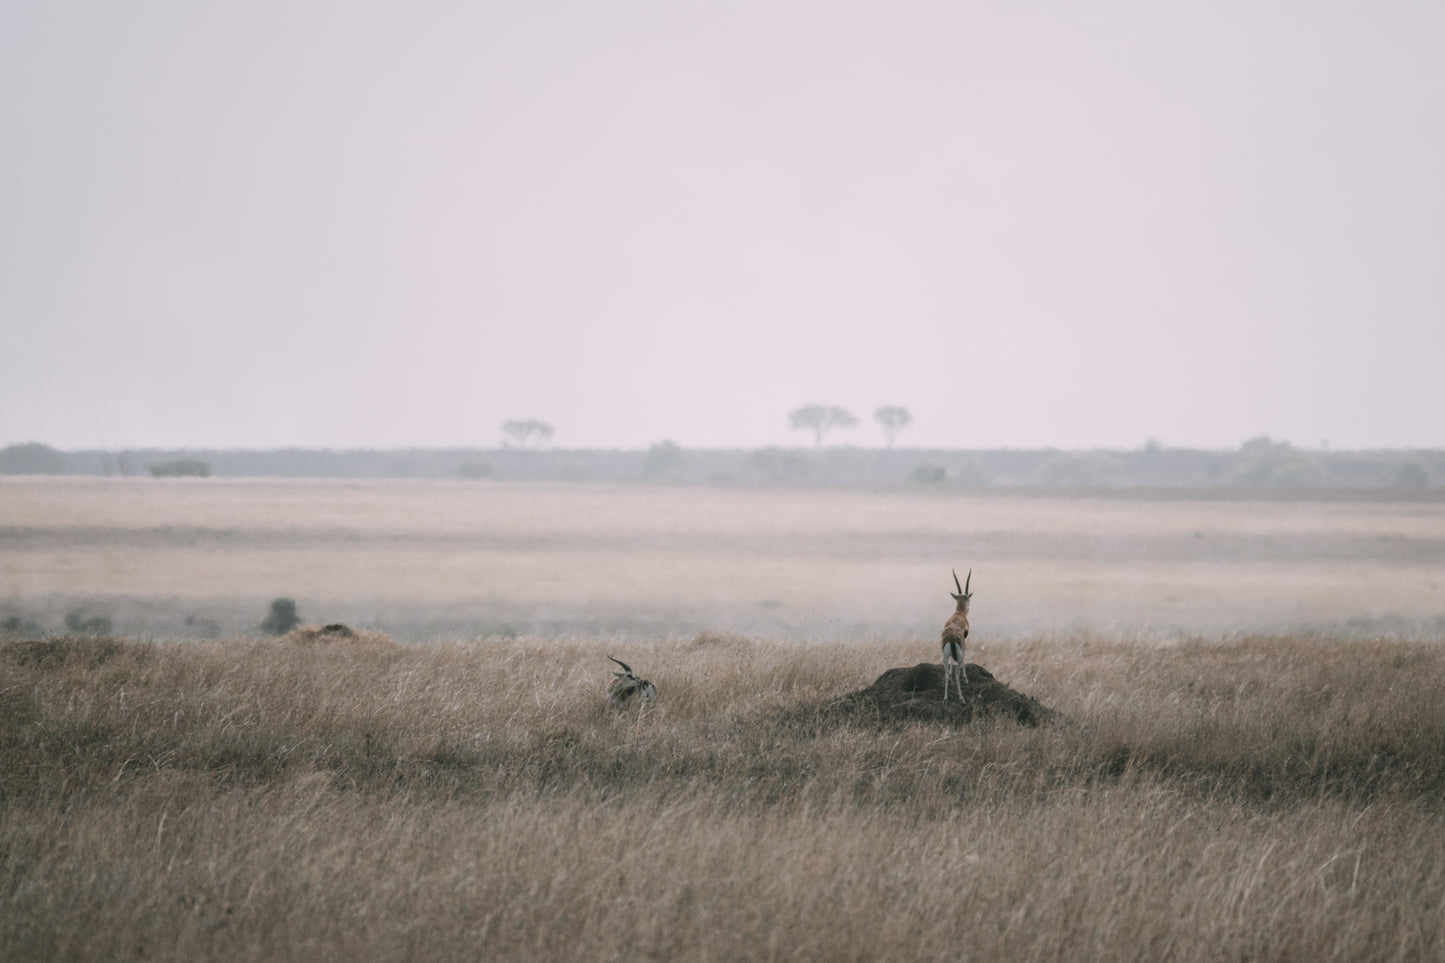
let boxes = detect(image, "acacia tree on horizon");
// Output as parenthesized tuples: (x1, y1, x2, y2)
(788, 404, 858, 448)
(501, 419, 554, 449)
(873, 405, 913, 449)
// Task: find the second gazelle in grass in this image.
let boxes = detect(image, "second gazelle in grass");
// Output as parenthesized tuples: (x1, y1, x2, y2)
(606, 655, 656, 710)
(941, 568, 972, 702)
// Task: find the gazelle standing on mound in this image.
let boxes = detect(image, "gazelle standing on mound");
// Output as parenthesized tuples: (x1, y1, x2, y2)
(606, 655, 656, 710)
(941, 568, 972, 702)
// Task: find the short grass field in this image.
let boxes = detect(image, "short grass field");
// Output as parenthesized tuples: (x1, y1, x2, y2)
(3, 477, 1443, 640)
(2, 478, 1444, 961)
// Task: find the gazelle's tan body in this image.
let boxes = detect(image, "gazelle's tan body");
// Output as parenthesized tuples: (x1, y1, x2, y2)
(941, 569, 971, 701)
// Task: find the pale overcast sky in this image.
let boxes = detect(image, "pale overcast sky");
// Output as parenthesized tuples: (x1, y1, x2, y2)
(2, 2, 1441, 451)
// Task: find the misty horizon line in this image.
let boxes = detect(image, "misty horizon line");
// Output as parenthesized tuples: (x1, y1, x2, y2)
(6, 438, 1443, 456)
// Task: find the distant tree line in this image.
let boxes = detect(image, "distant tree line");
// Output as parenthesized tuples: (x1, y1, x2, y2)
(2, 438, 1440, 489)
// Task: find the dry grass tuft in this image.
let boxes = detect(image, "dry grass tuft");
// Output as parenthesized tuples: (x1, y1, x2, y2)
(2, 632, 1443, 961)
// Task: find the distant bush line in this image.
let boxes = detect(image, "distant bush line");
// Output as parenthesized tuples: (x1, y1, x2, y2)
(1, 439, 1441, 489)
(149, 459, 210, 478)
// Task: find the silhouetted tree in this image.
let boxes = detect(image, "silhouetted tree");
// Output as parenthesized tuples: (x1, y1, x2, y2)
(789, 404, 858, 447)
(873, 406, 912, 448)
(502, 419, 554, 449)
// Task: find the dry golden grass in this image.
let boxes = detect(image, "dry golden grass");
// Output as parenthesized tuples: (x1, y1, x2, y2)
(4, 479, 1443, 957)
(3, 632, 1443, 962)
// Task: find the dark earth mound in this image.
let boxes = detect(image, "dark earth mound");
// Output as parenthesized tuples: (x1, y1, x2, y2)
(277, 623, 396, 647)
(830, 662, 1060, 726)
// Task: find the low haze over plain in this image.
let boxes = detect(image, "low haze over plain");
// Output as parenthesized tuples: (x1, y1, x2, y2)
(2, 2, 1441, 451)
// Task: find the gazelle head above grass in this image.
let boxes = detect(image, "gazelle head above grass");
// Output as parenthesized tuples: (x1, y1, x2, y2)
(950, 567, 972, 614)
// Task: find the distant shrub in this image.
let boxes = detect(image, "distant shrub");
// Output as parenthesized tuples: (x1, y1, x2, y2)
(1395, 463, 1430, 489)
(1035, 452, 1124, 486)
(184, 614, 221, 638)
(150, 459, 210, 478)
(458, 461, 494, 480)
(63, 609, 113, 636)
(908, 463, 948, 485)
(644, 440, 684, 477)
(261, 598, 301, 636)
(1231, 437, 1323, 487)
(0, 442, 65, 475)
(748, 447, 810, 482)
(1, 614, 46, 638)
(949, 460, 994, 486)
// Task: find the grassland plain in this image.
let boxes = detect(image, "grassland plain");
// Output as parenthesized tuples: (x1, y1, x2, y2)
(2, 632, 1444, 962)
(2, 477, 1444, 640)
(2, 478, 1444, 959)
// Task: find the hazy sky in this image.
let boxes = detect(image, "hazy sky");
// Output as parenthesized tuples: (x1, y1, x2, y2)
(2, 2, 1442, 451)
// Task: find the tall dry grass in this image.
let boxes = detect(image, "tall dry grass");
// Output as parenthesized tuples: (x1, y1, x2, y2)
(3, 632, 1443, 961)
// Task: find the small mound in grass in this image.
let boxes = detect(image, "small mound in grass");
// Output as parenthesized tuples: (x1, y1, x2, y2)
(830, 662, 1060, 727)
(276, 623, 395, 647)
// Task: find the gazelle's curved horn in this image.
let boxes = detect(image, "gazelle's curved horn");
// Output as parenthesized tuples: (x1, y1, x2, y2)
(607, 655, 633, 674)
(953, 569, 962, 594)
(965, 569, 971, 594)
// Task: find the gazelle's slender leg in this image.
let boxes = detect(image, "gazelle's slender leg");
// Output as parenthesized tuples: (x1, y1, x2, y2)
(942, 639, 963, 702)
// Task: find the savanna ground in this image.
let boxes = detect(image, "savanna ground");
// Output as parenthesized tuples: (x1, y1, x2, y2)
(2, 478, 1444, 961)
